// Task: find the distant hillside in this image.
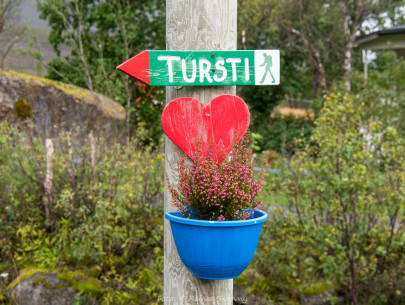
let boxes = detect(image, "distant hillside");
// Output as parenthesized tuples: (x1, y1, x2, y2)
(2, 27, 57, 77)
(19, 0, 50, 29)
(2, 0, 60, 77)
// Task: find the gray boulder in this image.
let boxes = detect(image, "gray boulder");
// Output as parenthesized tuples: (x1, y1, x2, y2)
(7, 270, 102, 305)
(8, 272, 79, 305)
(0, 70, 126, 145)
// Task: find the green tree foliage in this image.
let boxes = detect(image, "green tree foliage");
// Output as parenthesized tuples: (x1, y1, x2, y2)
(255, 113, 314, 154)
(0, 123, 165, 303)
(37, 0, 166, 144)
(238, 0, 405, 153)
(350, 51, 405, 135)
(239, 0, 405, 95)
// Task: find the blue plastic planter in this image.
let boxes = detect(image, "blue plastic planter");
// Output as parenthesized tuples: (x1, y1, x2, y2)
(165, 210, 268, 280)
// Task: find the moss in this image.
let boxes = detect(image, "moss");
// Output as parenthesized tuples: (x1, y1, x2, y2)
(0, 69, 126, 121)
(14, 98, 33, 119)
(57, 270, 105, 298)
(7, 268, 49, 290)
(87, 266, 102, 278)
(8, 268, 104, 298)
(301, 282, 333, 296)
(32, 277, 51, 288)
(0, 70, 90, 100)
(53, 283, 68, 289)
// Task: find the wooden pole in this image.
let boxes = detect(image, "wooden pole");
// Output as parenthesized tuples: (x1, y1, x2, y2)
(164, 0, 236, 304)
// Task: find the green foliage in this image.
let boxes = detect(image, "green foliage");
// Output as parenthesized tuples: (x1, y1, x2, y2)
(0, 122, 164, 304)
(250, 132, 263, 152)
(237, 85, 283, 129)
(238, 0, 313, 98)
(244, 93, 404, 304)
(239, 0, 405, 97)
(57, 271, 105, 298)
(252, 113, 314, 154)
(350, 51, 405, 136)
(13, 98, 33, 120)
(37, 0, 166, 145)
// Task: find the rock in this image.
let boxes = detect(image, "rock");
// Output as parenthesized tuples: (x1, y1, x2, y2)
(7, 270, 102, 305)
(0, 70, 127, 145)
(8, 272, 78, 305)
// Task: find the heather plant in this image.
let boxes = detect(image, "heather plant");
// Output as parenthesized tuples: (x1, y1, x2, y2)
(168, 134, 265, 221)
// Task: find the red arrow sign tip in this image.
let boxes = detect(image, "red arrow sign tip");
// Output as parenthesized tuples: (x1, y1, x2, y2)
(117, 50, 151, 85)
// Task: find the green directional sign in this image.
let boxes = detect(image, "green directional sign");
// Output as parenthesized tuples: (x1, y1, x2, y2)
(117, 50, 280, 86)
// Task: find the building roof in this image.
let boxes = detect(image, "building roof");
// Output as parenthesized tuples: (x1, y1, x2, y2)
(354, 26, 405, 57)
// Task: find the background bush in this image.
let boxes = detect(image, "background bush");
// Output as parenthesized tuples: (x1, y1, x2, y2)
(241, 93, 405, 305)
(0, 124, 165, 304)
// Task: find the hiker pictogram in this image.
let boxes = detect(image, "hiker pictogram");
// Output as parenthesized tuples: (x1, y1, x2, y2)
(259, 53, 276, 84)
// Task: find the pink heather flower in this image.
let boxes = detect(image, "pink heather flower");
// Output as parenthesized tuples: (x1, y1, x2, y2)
(166, 132, 266, 221)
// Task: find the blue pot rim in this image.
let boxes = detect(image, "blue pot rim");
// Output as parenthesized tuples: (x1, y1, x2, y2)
(165, 210, 268, 227)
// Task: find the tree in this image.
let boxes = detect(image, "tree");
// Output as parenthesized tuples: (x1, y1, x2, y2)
(239, 0, 405, 95)
(350, 51, 405, 136)
(0, 0, 27, 69)
(37, 0, 166, 143)
(336, 0, 405, 91)
(238, 0, 323, 152)
(239, 0, 341, 97)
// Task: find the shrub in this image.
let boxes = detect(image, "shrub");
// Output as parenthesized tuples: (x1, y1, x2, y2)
(0, 123, 165, 303)
(350, 51, 405, 136)
(243, 93, 404, 305)
(252, 113, 314, 154)
(281, 94, 403, 304)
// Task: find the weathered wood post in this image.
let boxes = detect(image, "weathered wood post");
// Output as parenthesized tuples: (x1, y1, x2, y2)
(164, 1, 236, 304)
(117, 1, 280, 302)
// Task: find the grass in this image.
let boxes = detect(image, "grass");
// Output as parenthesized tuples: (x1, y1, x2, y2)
(271, 106, 314, 120)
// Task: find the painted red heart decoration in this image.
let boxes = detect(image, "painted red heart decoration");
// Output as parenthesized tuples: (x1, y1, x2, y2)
(161, 94, 250, 163)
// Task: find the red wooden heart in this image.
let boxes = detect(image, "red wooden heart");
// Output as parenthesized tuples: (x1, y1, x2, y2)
(161, 95, 250, 163)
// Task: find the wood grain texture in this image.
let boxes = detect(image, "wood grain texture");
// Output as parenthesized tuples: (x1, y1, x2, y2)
(164, 0, 237, 304)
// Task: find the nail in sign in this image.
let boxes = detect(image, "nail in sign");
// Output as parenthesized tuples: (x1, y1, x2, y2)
(117, 50, 280, 86)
